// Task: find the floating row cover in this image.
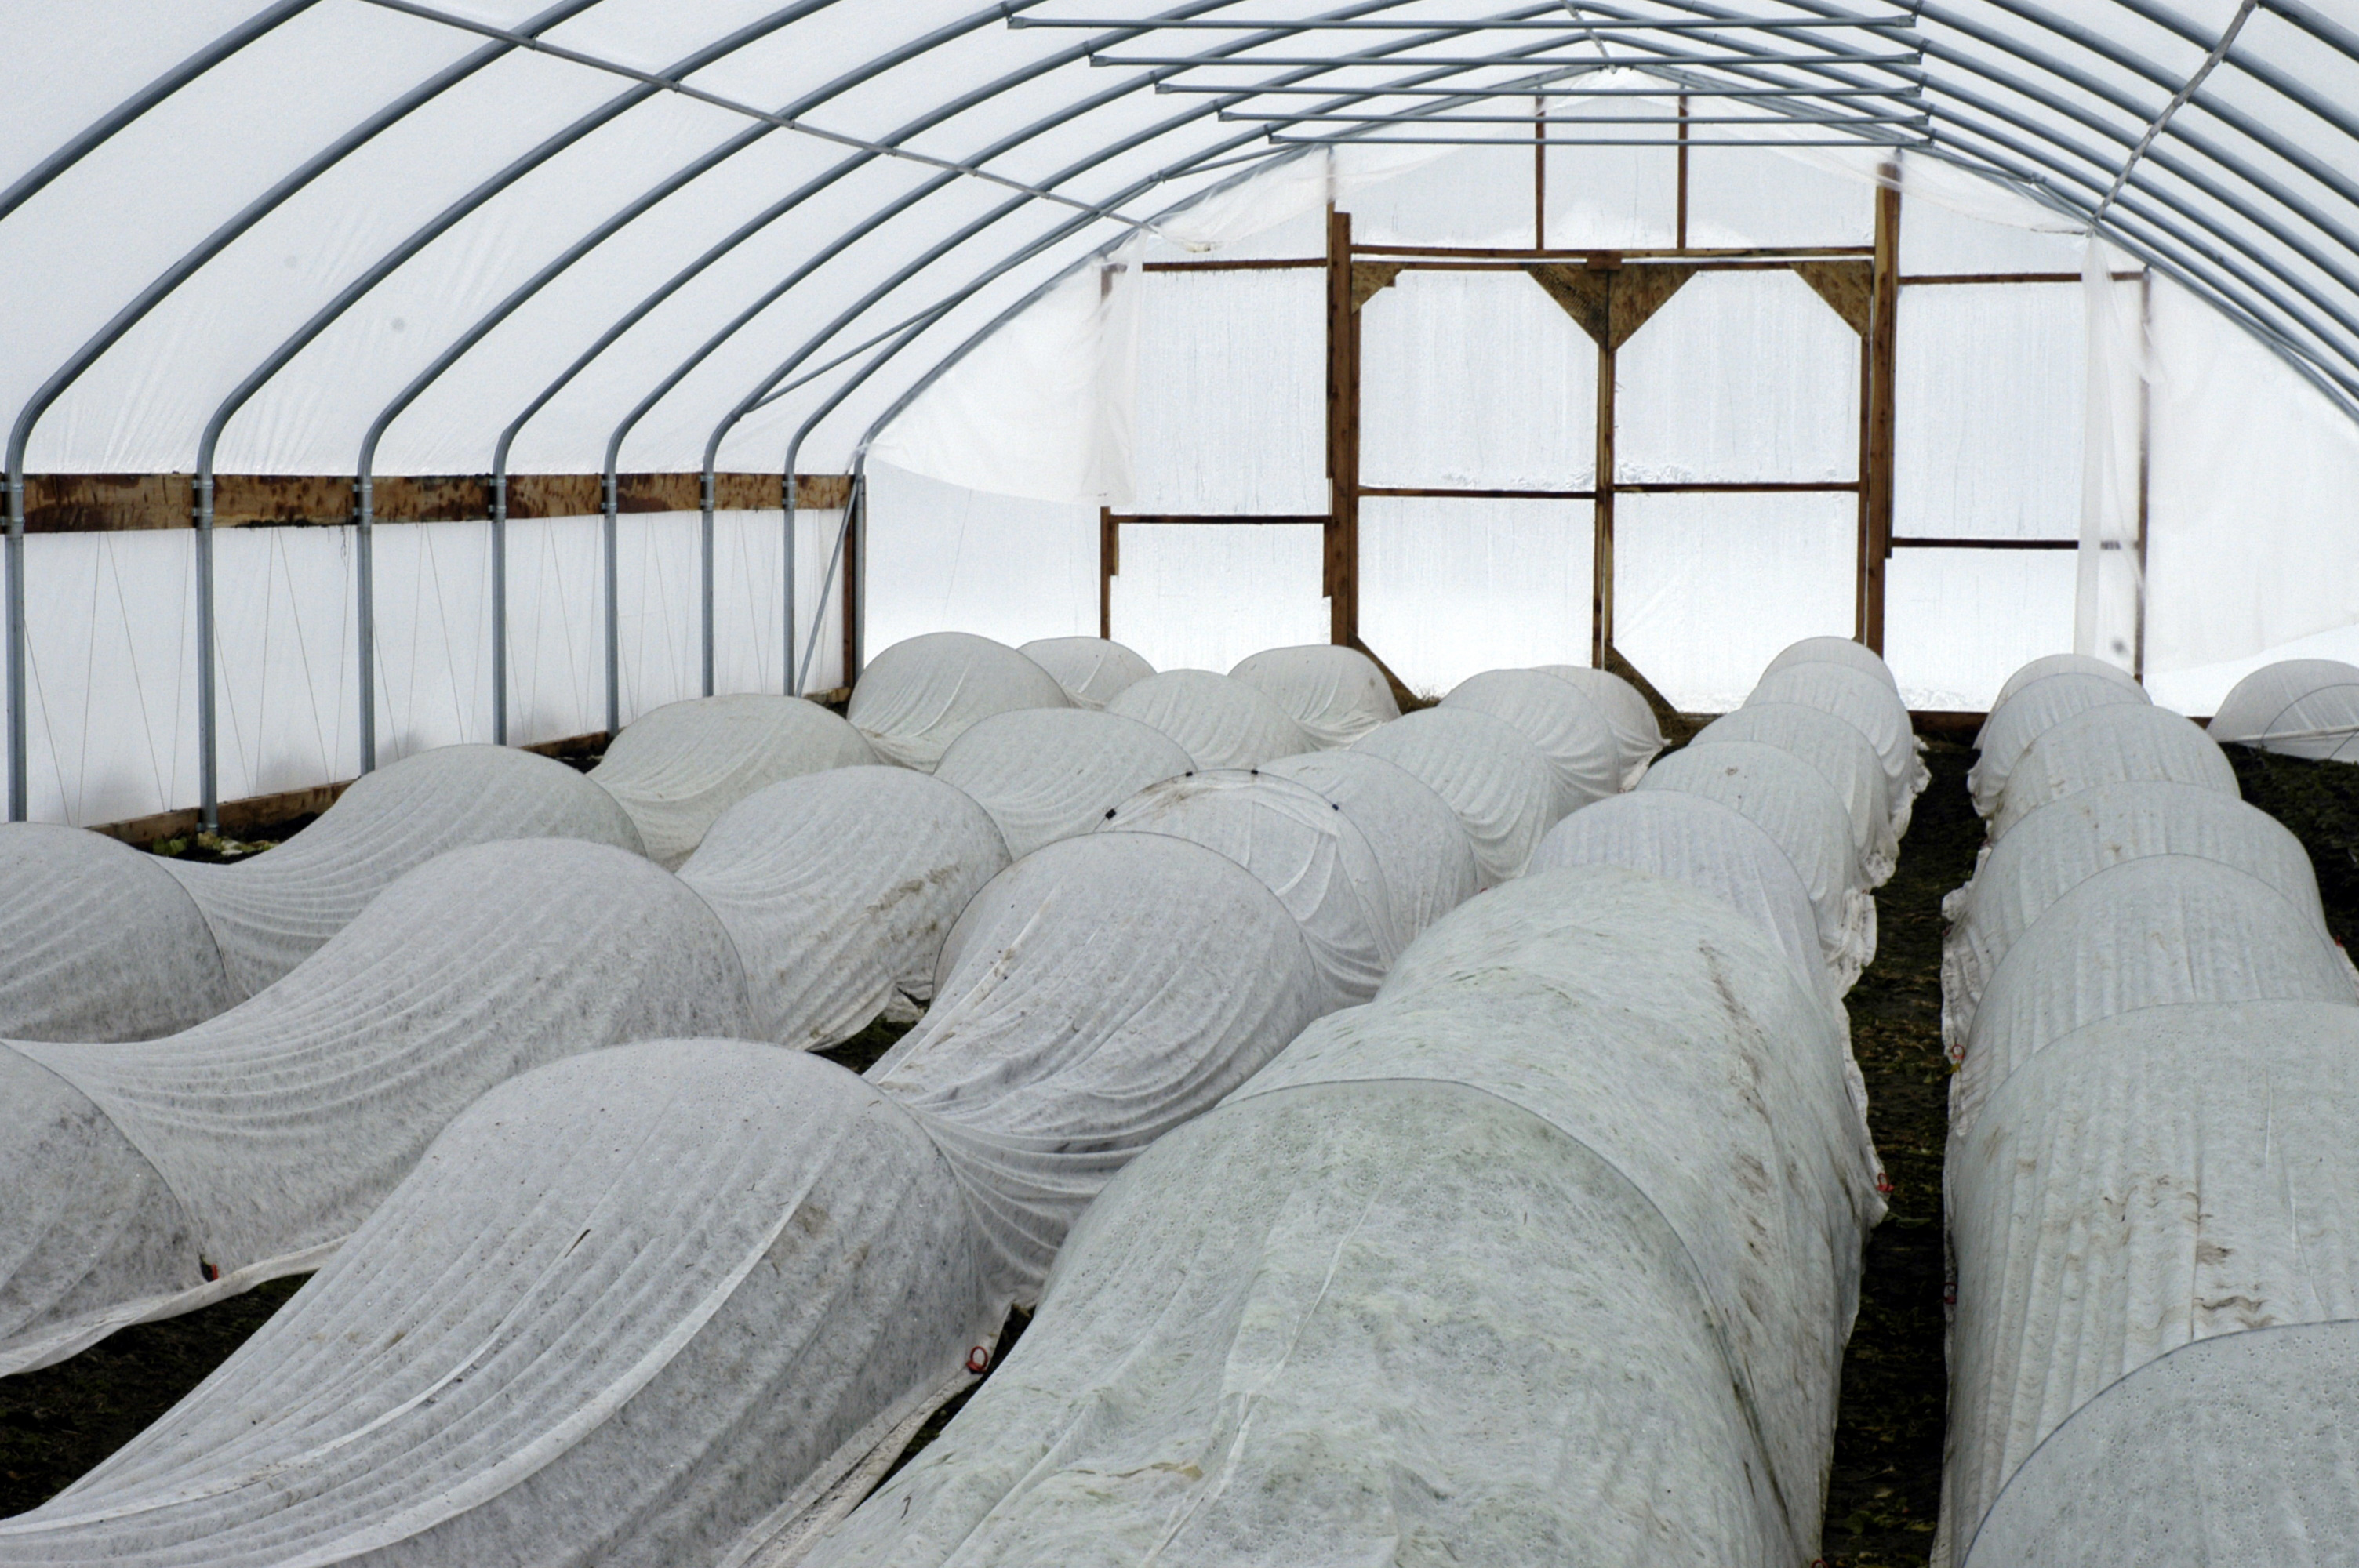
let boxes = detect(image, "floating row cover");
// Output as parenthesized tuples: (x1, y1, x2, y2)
(1227, 643, 1401, 747)
(2208, 657, 2359, 762)
(1944, 1002, 2359, 1566)
(0, 765, 1011, 1375)
(1986, 702, 2239, 840)
(1442, 667, 1621, 819)
(1102, 668, 1313, 769)
(1641, 740, 1877, 990)
(1261, 750, 1481, 946)
(1103, 771, 1397, 1009)
(0, 808, 1388, 1565)
(587, 693, 878, 869)
(847, 631, 1073, 771)
(1532, 791, 1832, 1011)
(1695, 702, 1898, 886)
(1353, 704, 1560, 887)
(1533, 665, 1666, 789)
(1747, 661, 1928, 837)
(1965, 671, 2153, 818)
(801, 866, 1884, 1568)
(1937, 653, 2359, 1563)
(1016, 636, 1154, 711)
(933, 707, 1193, 860)
(1939, 780, 2328, 1054)
(0, 695, 880, 1040)
(1988, 653, 2143, 713)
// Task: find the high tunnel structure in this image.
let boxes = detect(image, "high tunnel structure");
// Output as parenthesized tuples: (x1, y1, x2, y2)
(7, 0, 2359, 831)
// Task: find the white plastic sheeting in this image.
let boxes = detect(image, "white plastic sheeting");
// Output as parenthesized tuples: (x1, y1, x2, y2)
(1965, 672, 2152, 818)
(933, 707, 1190, 861)
(0, 839, 752, 1376)
(1535, 665, 1663, 789)
(1939, 782, 2329, 1056)
(1352, 705, 1558, 887)
(1441, 667, 1621, 819)
(1101, 770, 1393, 1008)
(0, 1040, 998, 1568)
(1692, 702, 1899, 887)
(2208, 658, 2359, 762)
(1532, 791, 1830, 1005)
(0, 827, 237, 1043)
(1960, 1319, 2359, 1566)
(1987, 701, 2240, 840)
(1641, 740, 1877, 991)
(1950, 858, 2358, 1141)
(807, 866, 1882, 1567)
(1014, 637, 1152, 712)
(586, 694, 877, 869)
(1942, 1003, 2359, 1564)
(1260, 750, 1478, 952)
(867, 831, 1328, 1308)
(1747, 661, 1929, 837)
(845, 633, 1070, 774)
(1226, 643, 1399, 748)
(1100, 668, 1310, 771)
(678, 768, 1009, 1050)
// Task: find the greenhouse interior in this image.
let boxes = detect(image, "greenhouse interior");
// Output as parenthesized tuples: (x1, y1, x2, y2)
(4, 2, 2358, 1564)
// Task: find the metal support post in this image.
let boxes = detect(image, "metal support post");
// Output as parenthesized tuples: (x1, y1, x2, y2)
(602, 470, 620, 738)
(700, 468, 715, 696)
(354, 474, 376, 774)
(490, 470, 508, 743)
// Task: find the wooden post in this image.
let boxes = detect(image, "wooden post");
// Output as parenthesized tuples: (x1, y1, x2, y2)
(1534, 99, 1547, 251)
(1325, 206, 1360, 648)
(841, 480, 860, 686)
(1099, 504, 1117, 641)
(1675, 95, 1689, 251)
(1593, 336, 1616, 667)
(1859, 178, 1901, 653)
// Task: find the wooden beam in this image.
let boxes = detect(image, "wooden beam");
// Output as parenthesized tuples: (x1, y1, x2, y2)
(1860, 179, 1901, 654)
(1890, 536, 2077, 549)
(841, 481, 860, 685)
(1140, 257, 1325, 272)
(1361, 485, 1596, 501)
(1349, 243, 1873, 260)
(1900, 270, 2143, 285)
(20, 473, 852, 532)
(1325, 206, 1361, 648)
(1110, 513, 1332, 524)
(1594, 335, 1616, 669)
(1099, 505, 1116, 639)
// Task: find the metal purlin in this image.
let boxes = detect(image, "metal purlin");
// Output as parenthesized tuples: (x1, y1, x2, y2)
(13, 2, 2359, 822)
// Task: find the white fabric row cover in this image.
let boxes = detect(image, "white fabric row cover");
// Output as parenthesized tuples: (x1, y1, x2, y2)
(1534, 666, 1665, 789)
(0, 695, 881, 1042)
(1765, 635, 1904, 695)
(0, 821, 1365, 1565)
(1639, 740, 1878, 993)
(1102, 668, 1311, 770)
(1103, 771, 1396, 1010)
(1949, 856, 2357, 1138)
(1965, 671, 2153, 818)
(1960, 1318, 2359, 1566)
(1987, 702, 2240, 840)
(1989, 653, 2143, 713)
(804, 867, 1885, 1566)
(1016, 637, 1154, 712)
(1942, 1003, 2359, 1566)
(1747, 659, 1929, 840)
(0, 768, 1006, 1377)
(1261, 750, 1480, 950)
(1441, 668, 1620, 820)
(847, 632, 1072, 772)
(1353, 705, 1559, 887)
(1694, 702, 1899, 887)
(1939, 671, 2359, 1562)
(1532, 791, 1831, 1011)
(1939, 781, 2330, 1056)
(1227, 644, 1400, 748)
(2208, 658, 2359, 763)
(934, 708, 1192, 861)
(587, 695, 880, 869)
